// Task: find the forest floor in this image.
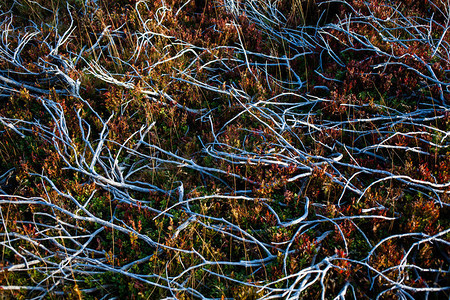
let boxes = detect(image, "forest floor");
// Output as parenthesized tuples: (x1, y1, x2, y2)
(0, 0, 449, 299)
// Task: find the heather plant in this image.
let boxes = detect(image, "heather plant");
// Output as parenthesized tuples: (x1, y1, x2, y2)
(0, 0, 449, 299)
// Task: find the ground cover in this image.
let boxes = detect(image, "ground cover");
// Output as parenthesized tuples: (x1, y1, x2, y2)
(0, 0, 449, 299)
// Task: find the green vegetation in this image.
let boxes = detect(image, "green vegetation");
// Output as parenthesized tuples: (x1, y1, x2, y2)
(0, 0, 449, 299)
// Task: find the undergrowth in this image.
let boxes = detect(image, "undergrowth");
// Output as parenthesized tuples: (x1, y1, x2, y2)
(0, 0, 449, 299)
